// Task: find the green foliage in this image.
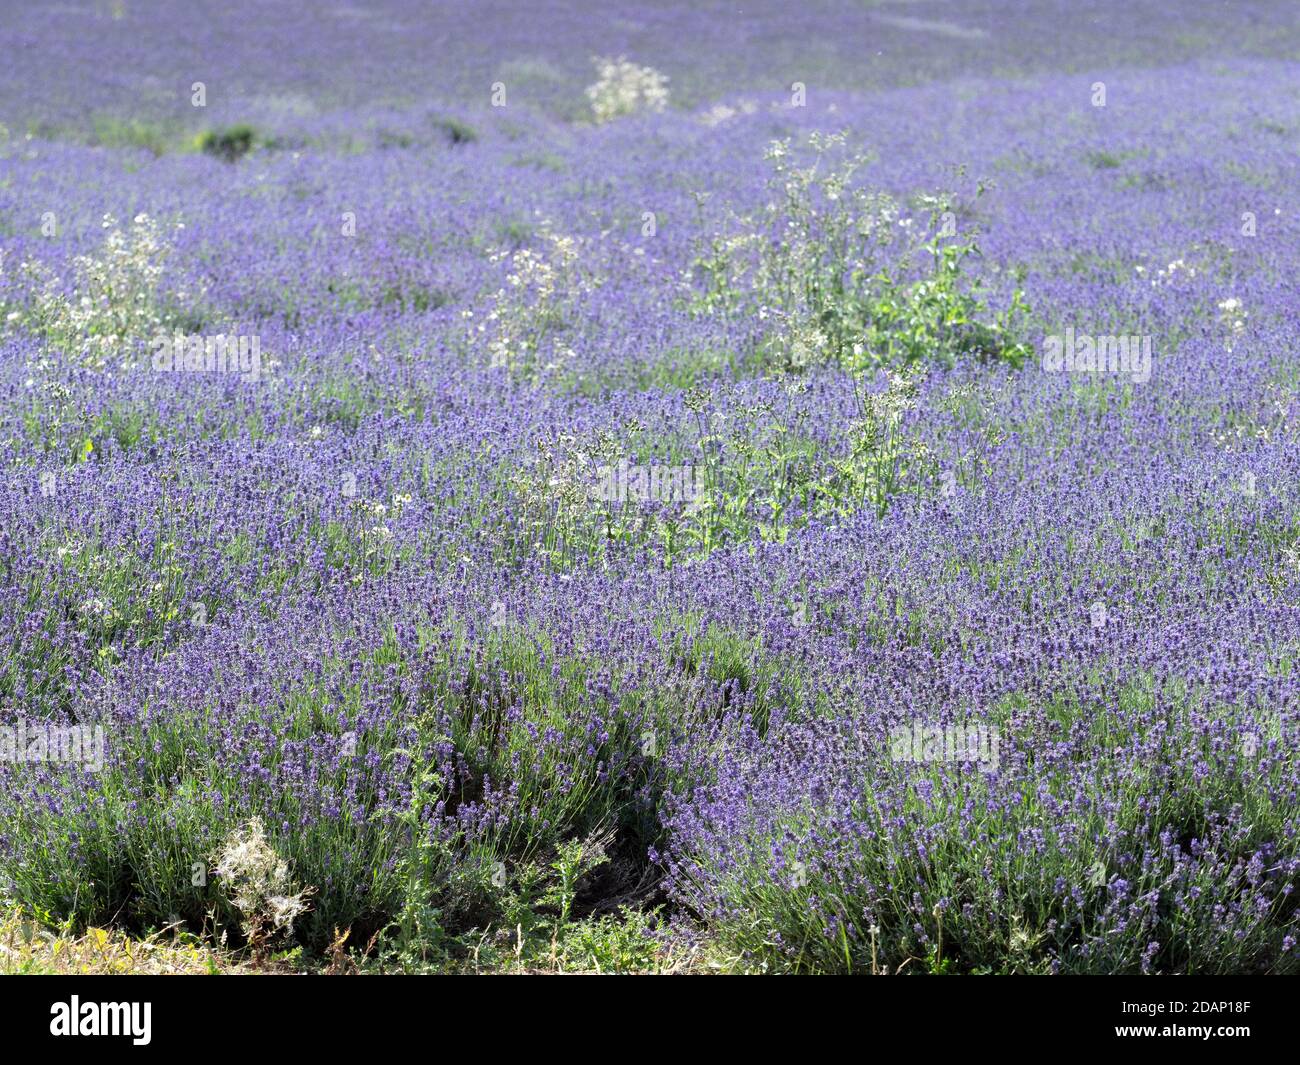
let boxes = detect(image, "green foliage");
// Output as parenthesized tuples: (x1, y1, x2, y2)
(432, 116, 478, 145)
(555, 907, 666, 973)
(197, 124, 257, 163)
(92, 116, 176, 156)
(381, 762, 461, 969)
(852, 232, 1033, 372)
(832, 368, 937, 519)
(686, 133, 1033, 374)
(509, 371, 936, 570)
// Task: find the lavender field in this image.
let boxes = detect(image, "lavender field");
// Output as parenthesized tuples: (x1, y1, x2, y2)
(2, 0, 1299, 976)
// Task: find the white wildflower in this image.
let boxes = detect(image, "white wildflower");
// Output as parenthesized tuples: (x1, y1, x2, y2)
(586, 56, 669, 123)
